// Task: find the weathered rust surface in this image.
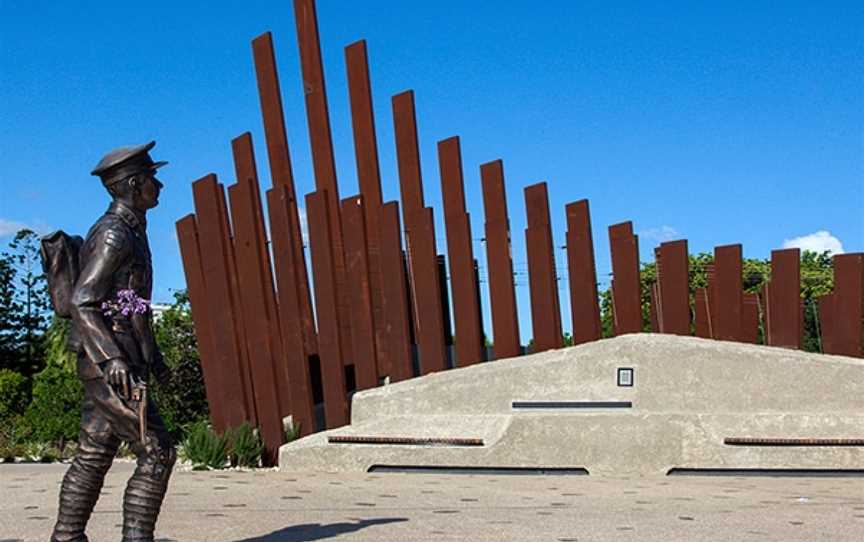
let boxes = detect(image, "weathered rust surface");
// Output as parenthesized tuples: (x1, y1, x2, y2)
(438, 136, 484, 367)
(694, 287, 712, 338)
(216, 184, 258, 424)
(191, 175, 254, 428)
(392, 90, 447, 374)
(608, 222, 641, 335)
(657, 240, 690, 335)
(252, 31, 317, 356)
(266, 185, 315, 437)
(306, 189, 349, 428)
(741, 292, 760, 344)
(341, 195, 380, 390)
(378, 201, 414, 382)
(294, 0, 353, 363)
(227, 135, 287, 463)
(822, 253, 864, 357)
(765, 248, 801, 349)
(713, 244, 743, 342)
(524, 182, 562, 352)
(565, 200, 601, 345)
(345, 39, 388, 374)
(480, 160, 521, 359)
(176, 215, 230, 432)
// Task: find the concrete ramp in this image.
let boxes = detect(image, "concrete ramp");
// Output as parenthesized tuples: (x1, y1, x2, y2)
(279, 334, 864, 475)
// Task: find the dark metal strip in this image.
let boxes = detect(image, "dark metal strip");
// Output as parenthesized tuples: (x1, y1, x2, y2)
(668, 468, 864, 477)
(329, 436, 484, 447)
(725, 437, 864, 446)
(512, 401, 633, 409)
(368, 465, 589, 476)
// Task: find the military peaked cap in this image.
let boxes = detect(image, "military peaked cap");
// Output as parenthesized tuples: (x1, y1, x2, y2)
(91, 141, 168, 186)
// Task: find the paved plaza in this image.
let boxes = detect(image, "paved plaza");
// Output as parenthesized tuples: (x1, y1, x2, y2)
(1, 463, 863, 541)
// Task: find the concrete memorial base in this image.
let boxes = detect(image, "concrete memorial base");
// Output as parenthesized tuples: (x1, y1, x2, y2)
(280, 334, 864, 476)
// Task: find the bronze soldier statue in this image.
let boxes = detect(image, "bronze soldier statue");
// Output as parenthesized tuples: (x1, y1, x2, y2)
(47, 141, 175, 542)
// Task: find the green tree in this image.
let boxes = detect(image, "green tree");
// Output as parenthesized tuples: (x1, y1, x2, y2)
(152, 290, 209, 439)
(1, 229, 50, 376)
(23, 364, 82, 450)
(597, 250, 833, 351)
(0, 255, 20, 368)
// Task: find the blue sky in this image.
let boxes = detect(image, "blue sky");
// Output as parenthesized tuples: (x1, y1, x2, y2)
(2, 0, 862, 341)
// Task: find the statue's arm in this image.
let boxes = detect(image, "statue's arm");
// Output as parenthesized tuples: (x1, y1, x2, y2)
(70, 224, 129, 366)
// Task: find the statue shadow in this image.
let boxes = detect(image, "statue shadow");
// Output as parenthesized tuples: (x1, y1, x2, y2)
(231, 517, 408, 542)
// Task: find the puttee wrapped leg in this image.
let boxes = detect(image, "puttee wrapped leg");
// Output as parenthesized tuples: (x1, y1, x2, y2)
(121, 404, 175, 542)
(51, 430, 120, 542)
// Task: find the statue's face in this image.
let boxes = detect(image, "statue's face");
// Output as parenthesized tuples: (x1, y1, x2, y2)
(134, 172, 163, 210)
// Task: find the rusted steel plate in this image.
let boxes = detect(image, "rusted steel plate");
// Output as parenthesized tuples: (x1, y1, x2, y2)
(231, 133, 289, 409)
(713, 244, 743, 342)
(725, 437, 864, 446)
(216, 185, 258, 424)
(741, 293, 760, 344)
(525, 182, 563, 352)
(392, 90, 447, 374)
(565, 199, 601, 345)
(694, 287, 712, 338)
(378, 202, 414, 382)
(228, 135, 288, 462)
(266, 185, 315, 437)
(345, 39, 388, 374)
(480, 160, 521, 359)
(252, 31, 317, 356)
(328, 436, 484, 447)
(191, 175, 254, 428)
(176, 215, 229, 432)
(392, 90, 426, 214)
(765, 248, 801, 349)
(306, 189, 349, 428)
(608, 222, 642, 335)
(657, 240, 690, 335)
(294, 0, 352, 363)
(823, 253, 864, 357)
(438, 136, 484, 366)
(341, 195, 379, 390)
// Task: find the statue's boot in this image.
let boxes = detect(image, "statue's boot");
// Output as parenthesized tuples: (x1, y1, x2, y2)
(121, 441, 175, 542)
(51, 431, 118, 542)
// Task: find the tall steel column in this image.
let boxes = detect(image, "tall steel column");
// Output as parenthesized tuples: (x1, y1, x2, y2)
(525, 182, 563, 352)
(565, 199, 601, 345)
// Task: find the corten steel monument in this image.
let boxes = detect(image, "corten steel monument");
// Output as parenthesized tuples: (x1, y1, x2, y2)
(43, 142, 175, 542)
(176, 0, 864, 460)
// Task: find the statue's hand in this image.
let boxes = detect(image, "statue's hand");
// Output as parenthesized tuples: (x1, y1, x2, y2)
(104, 357, 131, 399)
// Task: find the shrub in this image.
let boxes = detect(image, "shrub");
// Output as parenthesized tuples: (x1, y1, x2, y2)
(227, 422, 264, 468)
(0, 369, 29, 422)
(23, 364, 82, 449)
(284, 418, 302, 443)
(152, 291, 209, 440)
(23, 441, 60, 463)
(180, 421, 228, 470)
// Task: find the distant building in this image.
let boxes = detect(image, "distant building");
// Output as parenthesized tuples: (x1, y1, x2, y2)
(151, 302, 172, 322)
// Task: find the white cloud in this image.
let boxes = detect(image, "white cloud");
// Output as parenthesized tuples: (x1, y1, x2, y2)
(0, 218, 51, 238)
(638, 225, 680, 243)
(782, 230, 844, 255)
